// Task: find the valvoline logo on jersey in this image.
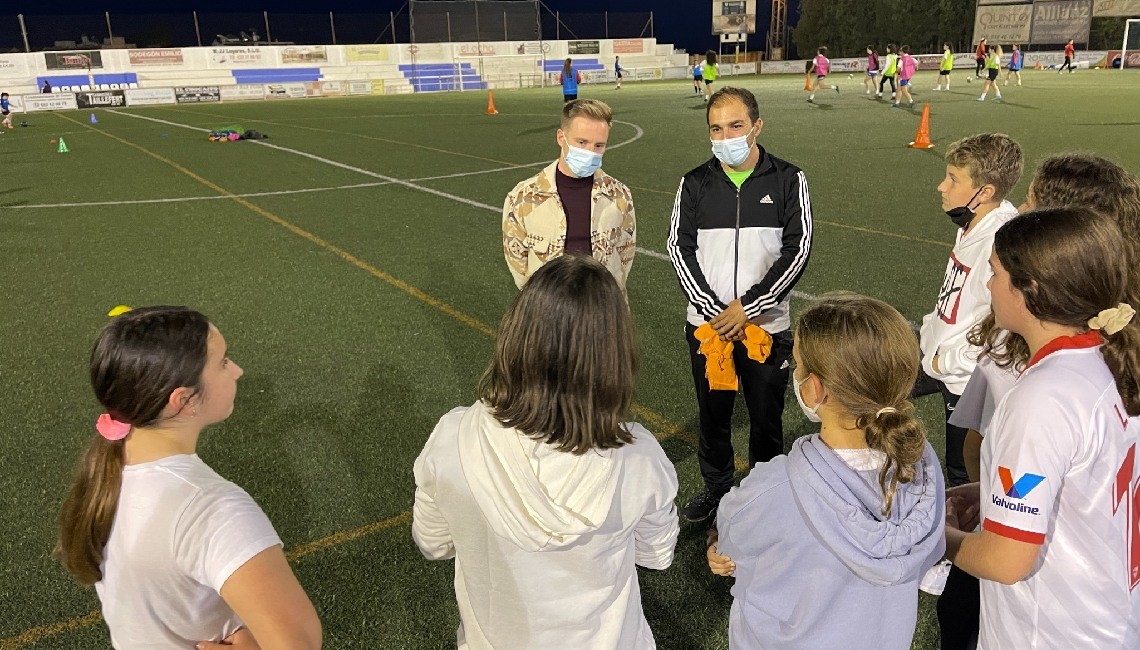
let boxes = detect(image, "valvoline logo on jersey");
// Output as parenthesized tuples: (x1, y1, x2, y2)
(992, 467, 1045, 515)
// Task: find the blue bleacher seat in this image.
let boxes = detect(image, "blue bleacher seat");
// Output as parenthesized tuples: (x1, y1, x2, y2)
(399, 62, 486, 92)
(232, 68, 323, 84)
(38, 73, 139, 89)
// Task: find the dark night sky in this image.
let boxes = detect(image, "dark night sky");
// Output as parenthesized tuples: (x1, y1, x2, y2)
(10, 1, 799, 55)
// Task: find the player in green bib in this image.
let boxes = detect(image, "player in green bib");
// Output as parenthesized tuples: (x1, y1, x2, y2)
(977, 45, 1003, 103)
(934, 43, 954, 91)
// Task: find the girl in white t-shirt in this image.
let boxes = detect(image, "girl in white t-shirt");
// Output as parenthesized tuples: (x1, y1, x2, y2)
(57, 307, 321, 650)
(944, 207, 1140, 649)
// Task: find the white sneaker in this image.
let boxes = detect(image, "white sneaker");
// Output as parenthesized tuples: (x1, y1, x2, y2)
(920, 560, 953, 596)
(865, 88, 871, 94)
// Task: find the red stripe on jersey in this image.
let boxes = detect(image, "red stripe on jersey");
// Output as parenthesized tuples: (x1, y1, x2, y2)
(1023, 330, 1103, 372)
(984, 518, 1046, 545)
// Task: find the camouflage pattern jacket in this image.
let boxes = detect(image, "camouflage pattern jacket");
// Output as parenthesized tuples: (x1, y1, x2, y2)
(502, 161, 636, 290)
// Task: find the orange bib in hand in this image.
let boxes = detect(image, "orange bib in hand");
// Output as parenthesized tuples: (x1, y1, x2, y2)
(694, 323, 773, 391)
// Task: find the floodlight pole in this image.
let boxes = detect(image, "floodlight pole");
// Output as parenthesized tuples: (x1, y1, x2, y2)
(391, 12, 397, 44)
(193, 11, 202, 47)
(330, 12, 337, 45)
(105, 12, 113, 42)
(263, 11, 272, 43)
(17, 14, 30, 52)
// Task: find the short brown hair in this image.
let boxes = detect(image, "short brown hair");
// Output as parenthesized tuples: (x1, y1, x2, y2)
(478, 255, 637, 454)
(707, 86, 760, 125)
(561, 98, 613, 129)
(945, 133, 1024, 201)
(795, 292, 929, 517)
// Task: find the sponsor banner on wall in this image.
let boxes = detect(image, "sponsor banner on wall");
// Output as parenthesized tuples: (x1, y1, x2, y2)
(1030, 0, 1093, 44)
(128, 49, 184, 66)
(455, 43, 504, 57)
(632, 68, 663, 80)
(18, 93, 79, 112)
(613, 39, 644, 54)
(266, 83, 307, 99)
(280, 46, 328, 64)
(346, 45, 389, 62)
(44, 51, 102, 70)
(0, 54, 28, 76)
(1103, 50, 1140, 67)
(513, 41, 551, 55)
(347, 80, 372, 95)
(371, 80, 385, 95)
(973, 3, 1033, 44)
(221, 84, 267, 101)
(175, 86, 221, 103)
(829, 58, 865, 72)
(1093, 0, 1140, 16)
(76, 90, 126, 109)
(124, 87, 176, 106)
(210, 47, 266, 67)
(405, 43, 445, 59)
(304, 81, 344, 97)
(760, 59, 808, 74)
(568, 40, 600, 55)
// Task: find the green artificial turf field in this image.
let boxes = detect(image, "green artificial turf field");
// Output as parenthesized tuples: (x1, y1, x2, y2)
(2, 68, 1138, 649)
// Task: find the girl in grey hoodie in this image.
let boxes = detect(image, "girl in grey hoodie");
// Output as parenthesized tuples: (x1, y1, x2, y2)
(708, 292, 946, 649)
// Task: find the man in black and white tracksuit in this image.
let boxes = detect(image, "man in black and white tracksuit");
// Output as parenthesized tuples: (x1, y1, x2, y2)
(667, 86, 813, 522)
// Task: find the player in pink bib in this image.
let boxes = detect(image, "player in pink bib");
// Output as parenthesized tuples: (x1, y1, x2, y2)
(807, 46, 839, 104)
(895, 45, 918, 108)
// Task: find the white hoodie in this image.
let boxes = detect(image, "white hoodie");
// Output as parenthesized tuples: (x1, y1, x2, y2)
(920, 200, 1019, 394)
(413, 402, 679, 649)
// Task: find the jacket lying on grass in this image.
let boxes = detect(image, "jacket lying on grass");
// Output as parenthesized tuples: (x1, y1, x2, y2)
(413, 401, 679, 649)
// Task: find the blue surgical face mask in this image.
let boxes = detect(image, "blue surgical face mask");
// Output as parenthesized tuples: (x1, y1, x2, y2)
(710, 126, 755, 167)
(562, 143, 603, 178)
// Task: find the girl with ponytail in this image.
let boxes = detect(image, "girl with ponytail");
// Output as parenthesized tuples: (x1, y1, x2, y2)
(944, 207, 1140, 649)
(706, 292, 945, 650)
(57, 307, 320, 649)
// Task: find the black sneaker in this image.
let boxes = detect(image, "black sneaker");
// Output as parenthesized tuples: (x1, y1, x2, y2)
(682, 489, 723, 522)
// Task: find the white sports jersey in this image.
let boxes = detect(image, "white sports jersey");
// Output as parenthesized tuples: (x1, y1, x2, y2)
(978, 333, 1140, 649)
(919, 201, 1019, 394)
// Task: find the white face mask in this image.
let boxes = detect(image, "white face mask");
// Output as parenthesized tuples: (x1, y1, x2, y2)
(710, 126, 755, 167)
(793, 374, 823, 423)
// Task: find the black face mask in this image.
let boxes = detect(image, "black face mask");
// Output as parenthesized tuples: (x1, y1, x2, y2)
(945, 187, 986, 228)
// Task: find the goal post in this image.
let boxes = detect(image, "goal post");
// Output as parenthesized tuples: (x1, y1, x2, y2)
(1124, 19, 1140, 70)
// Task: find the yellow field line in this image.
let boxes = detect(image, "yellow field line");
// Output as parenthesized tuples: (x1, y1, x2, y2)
(5, 112, 727, 648)
(0, 513, 414, 649)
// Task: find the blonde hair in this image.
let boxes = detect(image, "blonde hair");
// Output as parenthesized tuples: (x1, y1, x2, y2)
(478, 255, 637, 454)
(560, 98, 613, 129)
(796, 292, 928, 517)
(945, 133, 1024, 201)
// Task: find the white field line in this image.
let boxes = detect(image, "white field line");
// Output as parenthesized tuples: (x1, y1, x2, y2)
(94, 110, 922, 329)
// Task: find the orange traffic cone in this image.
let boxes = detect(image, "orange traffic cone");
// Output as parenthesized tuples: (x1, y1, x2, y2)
(804, 73, 813, 91)
(486, 90, 499, 115)
(908, 103, 935, 149)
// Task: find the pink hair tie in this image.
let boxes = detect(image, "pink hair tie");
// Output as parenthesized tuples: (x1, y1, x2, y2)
(96, 414, 131, 441)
